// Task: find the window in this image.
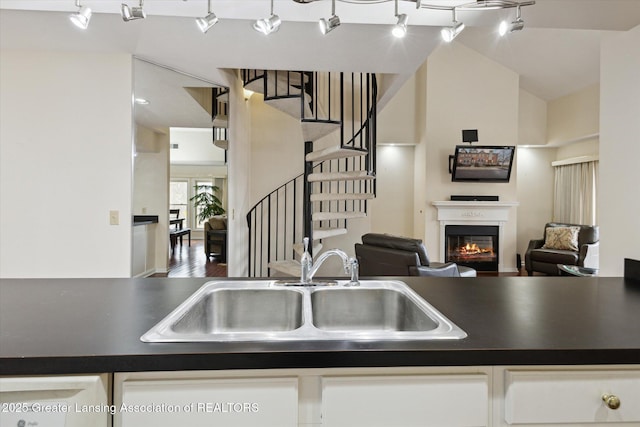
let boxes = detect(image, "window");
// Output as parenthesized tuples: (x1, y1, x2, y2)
(170, 178, 225, 230)
(170, 180, 189, 222)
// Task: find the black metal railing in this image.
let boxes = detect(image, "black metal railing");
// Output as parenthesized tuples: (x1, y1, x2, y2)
(246, 70, 377, 277)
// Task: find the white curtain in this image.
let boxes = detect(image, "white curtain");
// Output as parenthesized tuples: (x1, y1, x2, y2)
(553, 160, 598, 225)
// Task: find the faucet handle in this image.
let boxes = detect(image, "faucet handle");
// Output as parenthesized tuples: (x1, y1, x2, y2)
(303, 237, 309, 253)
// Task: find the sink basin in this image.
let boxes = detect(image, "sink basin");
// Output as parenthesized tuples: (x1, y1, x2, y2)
(311, 288, 440, 332)
(141, 280, 466, 342)
(172, 288, 303, 334)
(141, 282, 305, 342)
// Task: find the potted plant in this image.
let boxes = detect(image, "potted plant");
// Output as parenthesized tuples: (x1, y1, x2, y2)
(190, 184, 225, 223)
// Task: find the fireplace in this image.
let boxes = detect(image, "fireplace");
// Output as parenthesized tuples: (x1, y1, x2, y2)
(445, 225, 499, 271)
(432, 200, 519, 273)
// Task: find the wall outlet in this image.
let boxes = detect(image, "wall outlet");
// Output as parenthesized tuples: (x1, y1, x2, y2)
(109, 210, 119, 225)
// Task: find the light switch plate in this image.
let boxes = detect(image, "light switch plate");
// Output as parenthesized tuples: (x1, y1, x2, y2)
(109, 210, 119, 225)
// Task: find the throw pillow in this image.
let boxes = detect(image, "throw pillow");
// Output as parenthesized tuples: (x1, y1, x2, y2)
(542, 226, 580, 251)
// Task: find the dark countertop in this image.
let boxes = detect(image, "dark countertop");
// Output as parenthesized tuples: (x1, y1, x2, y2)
(132, 215, 159, 226)
(1, 276, 639, 375)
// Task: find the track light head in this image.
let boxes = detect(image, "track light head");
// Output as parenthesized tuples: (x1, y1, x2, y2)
(253, 14, 281, 35)
(69, 2, 92, 30)
(392, 13, 408, 38)
(499, 4, 525, 36)
(441, 21, 464, 42)
(196, 12, 219, 33)
(121, 1, 146, 22)
(319, 14, 340, 35)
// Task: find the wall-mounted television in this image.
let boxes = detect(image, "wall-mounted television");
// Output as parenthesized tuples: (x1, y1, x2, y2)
(451, 145, 515, 182)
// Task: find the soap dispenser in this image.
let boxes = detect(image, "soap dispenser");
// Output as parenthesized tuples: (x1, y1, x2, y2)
(300, 237, 312, 284)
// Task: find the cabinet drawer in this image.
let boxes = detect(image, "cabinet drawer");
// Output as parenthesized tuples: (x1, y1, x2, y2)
(322, 374, 488, 426)
(119, 376, 297, 427)
(504, 369, 640, 424)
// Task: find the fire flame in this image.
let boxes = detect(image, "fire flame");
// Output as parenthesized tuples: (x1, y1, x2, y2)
(458, 243, 492, 256)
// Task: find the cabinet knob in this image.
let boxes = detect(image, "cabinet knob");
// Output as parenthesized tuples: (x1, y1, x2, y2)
(602, 394, 621, 410)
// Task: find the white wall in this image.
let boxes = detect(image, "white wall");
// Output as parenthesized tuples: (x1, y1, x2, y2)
(370, 145, 415, 237)
(599, 25, 640, 276)
(519, 89, 547, 146)
(134, 125, 169, 273)
(0, 50, 133, 278)
(515, 147, 556, 260)
(421, 43, 520, 270)
(249, 93, 305, 203)
(547, 84, 599, 145)
(377, 75, 417, 146)
(169, 127, 226, 165)
(227, 71, 252, 277)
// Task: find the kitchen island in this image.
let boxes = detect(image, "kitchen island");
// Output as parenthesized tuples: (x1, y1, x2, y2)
(1, 276, 639, 426)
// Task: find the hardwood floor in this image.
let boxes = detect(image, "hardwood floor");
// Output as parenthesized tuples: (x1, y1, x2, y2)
(155, 239, 227, 278)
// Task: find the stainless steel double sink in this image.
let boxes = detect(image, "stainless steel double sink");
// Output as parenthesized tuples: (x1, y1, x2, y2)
(141, 280, 466, 342)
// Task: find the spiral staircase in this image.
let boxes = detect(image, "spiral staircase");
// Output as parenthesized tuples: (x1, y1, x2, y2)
(243, 70, 378, 277)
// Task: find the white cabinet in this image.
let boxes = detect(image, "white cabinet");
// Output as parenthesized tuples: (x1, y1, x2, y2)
(496, 366, 640, 426)
(322, 374, 489, 427)
(115, 372, 298, 427)
(114, 367, 491, 427)
(112, 365, 640, 427)
(0, 374, 110, 427)
(132, 224, 156, 277)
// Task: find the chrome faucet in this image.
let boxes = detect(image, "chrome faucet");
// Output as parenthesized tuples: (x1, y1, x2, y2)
(300, 237, 359, 286)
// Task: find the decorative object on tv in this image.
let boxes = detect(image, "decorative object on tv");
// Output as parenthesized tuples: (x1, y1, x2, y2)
(462, 129, 478, 143)
(451, 145, 515, 182)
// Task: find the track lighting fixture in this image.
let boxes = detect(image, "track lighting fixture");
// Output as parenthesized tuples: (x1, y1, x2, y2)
(441, 9, 464, 42)
(391, 0, 407, 38)
(121, 0, 146, 22)
(69, 0, 92, 30)
(392, 14, 408, 38)
(319, 0, 340, 35)
(196, 0, 219, 33)
(499, 4, 525, 36)
(254, 0, 281, 35)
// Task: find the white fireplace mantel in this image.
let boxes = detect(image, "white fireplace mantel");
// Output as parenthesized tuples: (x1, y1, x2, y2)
(432, 201, 519, 272)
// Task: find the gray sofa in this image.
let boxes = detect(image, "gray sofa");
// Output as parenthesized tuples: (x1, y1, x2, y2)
(525, 222, 599, 276)
(355, 233, 477, 277)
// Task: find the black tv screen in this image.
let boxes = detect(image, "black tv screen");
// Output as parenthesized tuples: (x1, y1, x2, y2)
(451, 145, 515, 182)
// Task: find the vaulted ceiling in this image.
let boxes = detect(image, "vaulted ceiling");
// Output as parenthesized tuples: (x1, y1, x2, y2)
(1, 0, 639, 102)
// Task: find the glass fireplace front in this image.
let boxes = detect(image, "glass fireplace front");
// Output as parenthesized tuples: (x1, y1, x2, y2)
(445, 225, 499, 271)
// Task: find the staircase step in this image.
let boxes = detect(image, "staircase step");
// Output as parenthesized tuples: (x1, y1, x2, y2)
(245, 80, 301, 97)
(293, 242, 322, 256)
(306, 146, 368, 162)
(308, 171, 375, 182)
(301, 120, 341, 142)
(213, 140, 228, 150)
(313, 211, 367, 221)
(268, 260, 300, 277)
(313, 227, 347, 240)
(265, 96, 312, 119)
(212, 115, 228, 128)
(216, 91, 229, 102)
(310, 193, 375, 202)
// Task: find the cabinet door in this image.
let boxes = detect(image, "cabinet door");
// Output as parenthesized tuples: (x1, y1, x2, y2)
(504, 369, 640, 425)
(322, 374, 489, 427)
(118, 376, 297, 427)
(0, 374, 109, 427)
(132, 225, 147, 277)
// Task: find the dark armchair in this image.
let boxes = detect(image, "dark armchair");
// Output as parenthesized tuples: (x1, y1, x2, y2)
(525, 222, 599, 276)
(355, 233, 477, 277)
(204, 215, 227, 262)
